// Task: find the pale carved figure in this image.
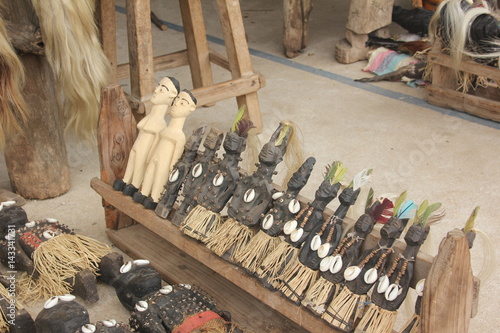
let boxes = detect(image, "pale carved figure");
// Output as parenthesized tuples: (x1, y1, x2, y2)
(114, 77, 180, 195)
(139, 89, 197, 207)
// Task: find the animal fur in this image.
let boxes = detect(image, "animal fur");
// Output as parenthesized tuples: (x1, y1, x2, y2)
(0, 15, 29, 149)
(31, 0, 111, 142)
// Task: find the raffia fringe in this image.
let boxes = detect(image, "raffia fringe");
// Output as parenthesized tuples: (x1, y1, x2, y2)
(280, 264, 319, 303)
(234, 230, 280, 273)
(355, 304, 397, 333)
(398, 314, 420, 333)
(0, 284, 14, 332)
(206, 218, 255, 260)
(18, 234, 112, 303)
(181, 205, 223, 242)
(302, 276, 335, 314)
(322, 288, 367, 331)
(256, 242, 298, 288)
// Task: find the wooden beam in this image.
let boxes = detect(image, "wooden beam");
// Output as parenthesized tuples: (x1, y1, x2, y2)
(116, 50, 190, 81)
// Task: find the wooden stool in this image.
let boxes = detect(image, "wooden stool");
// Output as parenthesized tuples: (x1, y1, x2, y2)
(96, 0, 264, 132)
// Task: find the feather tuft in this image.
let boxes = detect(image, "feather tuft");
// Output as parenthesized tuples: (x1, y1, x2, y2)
(397, 200, 417, 220)
(351, 168, 373, 191)
(463, 206, 480, 233)
(324, 161, 347, 185)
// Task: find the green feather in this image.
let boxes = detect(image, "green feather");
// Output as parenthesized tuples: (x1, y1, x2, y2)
(464, 206, 480, 233)
(231, 105, 246, 132)
(393, 191, 407, 216)
(365, 188, 375, 211)
(274, 124, 290, 146)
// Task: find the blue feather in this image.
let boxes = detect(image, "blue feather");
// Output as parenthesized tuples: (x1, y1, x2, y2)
(397, 200, 417, 219)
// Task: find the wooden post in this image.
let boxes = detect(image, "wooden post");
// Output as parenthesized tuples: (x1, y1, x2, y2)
(95, 0, 117, 82)
(216, 0, 263, 132)
(97, 84, 137, 229)
(283, 0, 313, 58)
(420, 229, 475, 332)
(2, 0, 70, 200)
(126, 0, 155, 109)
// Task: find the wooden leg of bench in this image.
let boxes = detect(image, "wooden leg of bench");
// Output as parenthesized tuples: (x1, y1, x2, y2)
(126, 0, 155, 105)
(215, 0, 263, 132)
(179, 0, 214, 97)
(95, 0, 118, 82)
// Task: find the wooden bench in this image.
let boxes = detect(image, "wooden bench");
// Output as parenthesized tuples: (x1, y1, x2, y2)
(92, 83, 480, 332)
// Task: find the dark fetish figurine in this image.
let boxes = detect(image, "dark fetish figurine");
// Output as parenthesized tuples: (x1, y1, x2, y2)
(322, 194, 413, 331)
(171, 127, 224, 226)
(180, 110, 254, 241)
(234, 157, 316, 274)
(205, 121, 298, 261)
(154, 126, 206, 218)
(129, 283, 242, 333)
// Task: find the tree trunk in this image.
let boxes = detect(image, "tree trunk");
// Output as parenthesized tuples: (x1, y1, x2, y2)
(2, 0, 70, 199)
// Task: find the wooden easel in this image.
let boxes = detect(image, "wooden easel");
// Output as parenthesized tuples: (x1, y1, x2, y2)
(95, 0, 264, 132)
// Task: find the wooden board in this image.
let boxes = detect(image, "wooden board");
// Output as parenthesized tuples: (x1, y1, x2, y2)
(107, 224, 306, 333)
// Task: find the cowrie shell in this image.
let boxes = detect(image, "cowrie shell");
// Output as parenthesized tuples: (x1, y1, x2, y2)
(364, 268, 378, 285)
(120, 261, 132, 274)
(416, 279, 425, 296)
(102, 319, 117, 328)
(160, 285, 173, 294)
(213, 173, 224, 187)
(46, 218, 58, 222)
(385, 284, 401, 301)
(169, 169, 179, 182)
(310, 234, 321, 251)
(320, 256, 333, 272)
(0, 204, 2, 212)
(135, 301, 148, 312)
(244, 189, 255, 203)
(1, 201, 15, 207)
(44, 296, 59, 309)
(330, 255, 343, 274)
(43, 230, 55, 239)
(192, 163, 203, 178)
(377, 275, 390, 293)
(262, 214, 274, 230)
(318, 243, 331, 259)
(288, 199, 300, 214)
(290, 228, 303, 242)
(272, 192, 284, 200)
(4, 234, 13, 241)
(58, 294, 76, 302)
(81, 324, 96, 333)
(283, 220, 297, 235)
(133, 259, 150, 266)
(344, 266, 361, 281)
(180, 283, 192, 290)
(25, 221, 36, 228)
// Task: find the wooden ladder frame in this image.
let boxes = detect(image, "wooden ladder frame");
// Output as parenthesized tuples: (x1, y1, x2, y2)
(96, 0, 264, 132)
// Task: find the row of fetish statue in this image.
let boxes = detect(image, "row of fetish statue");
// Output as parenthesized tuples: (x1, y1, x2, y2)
(0, 201, 243, 333)
(108, 77, 468, 333)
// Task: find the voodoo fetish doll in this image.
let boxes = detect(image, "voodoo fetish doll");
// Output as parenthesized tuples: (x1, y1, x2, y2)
(0, 218, 112, 303)
(205, 121, 300, 261)
(302, 190, 389, 315)
(180, 111, 254, 242)
(0, 283, 34, 333)
(322, 192, 414, 331)
(154, 126, 206, 219)
(280, 169, 371, 304)
(256, 162, 344, 290)
(171, 127, 224, 226)
(234, 157, 316, 274)
(355, 200, 442, 333)
(129, 283, 243, 333)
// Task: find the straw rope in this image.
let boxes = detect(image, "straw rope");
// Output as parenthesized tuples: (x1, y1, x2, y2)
(181, 205, 223, 242)
(234, 230, 281, 273)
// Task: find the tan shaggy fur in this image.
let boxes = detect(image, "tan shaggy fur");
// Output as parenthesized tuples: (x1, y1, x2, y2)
(31, 0, 111, 142)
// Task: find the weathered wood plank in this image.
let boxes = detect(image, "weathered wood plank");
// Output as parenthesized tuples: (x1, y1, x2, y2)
(97, 84, 137, 229)
(421, 229, 475, 332)
(216, 0, 263, 132)
(116, 50, 190, 81)
(95, 0, 117, 82)
(107, 224, 307, 333)
(126, 0, 155, 103)
(283, 0, 313, 58)
(179, 0, 214, 92)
